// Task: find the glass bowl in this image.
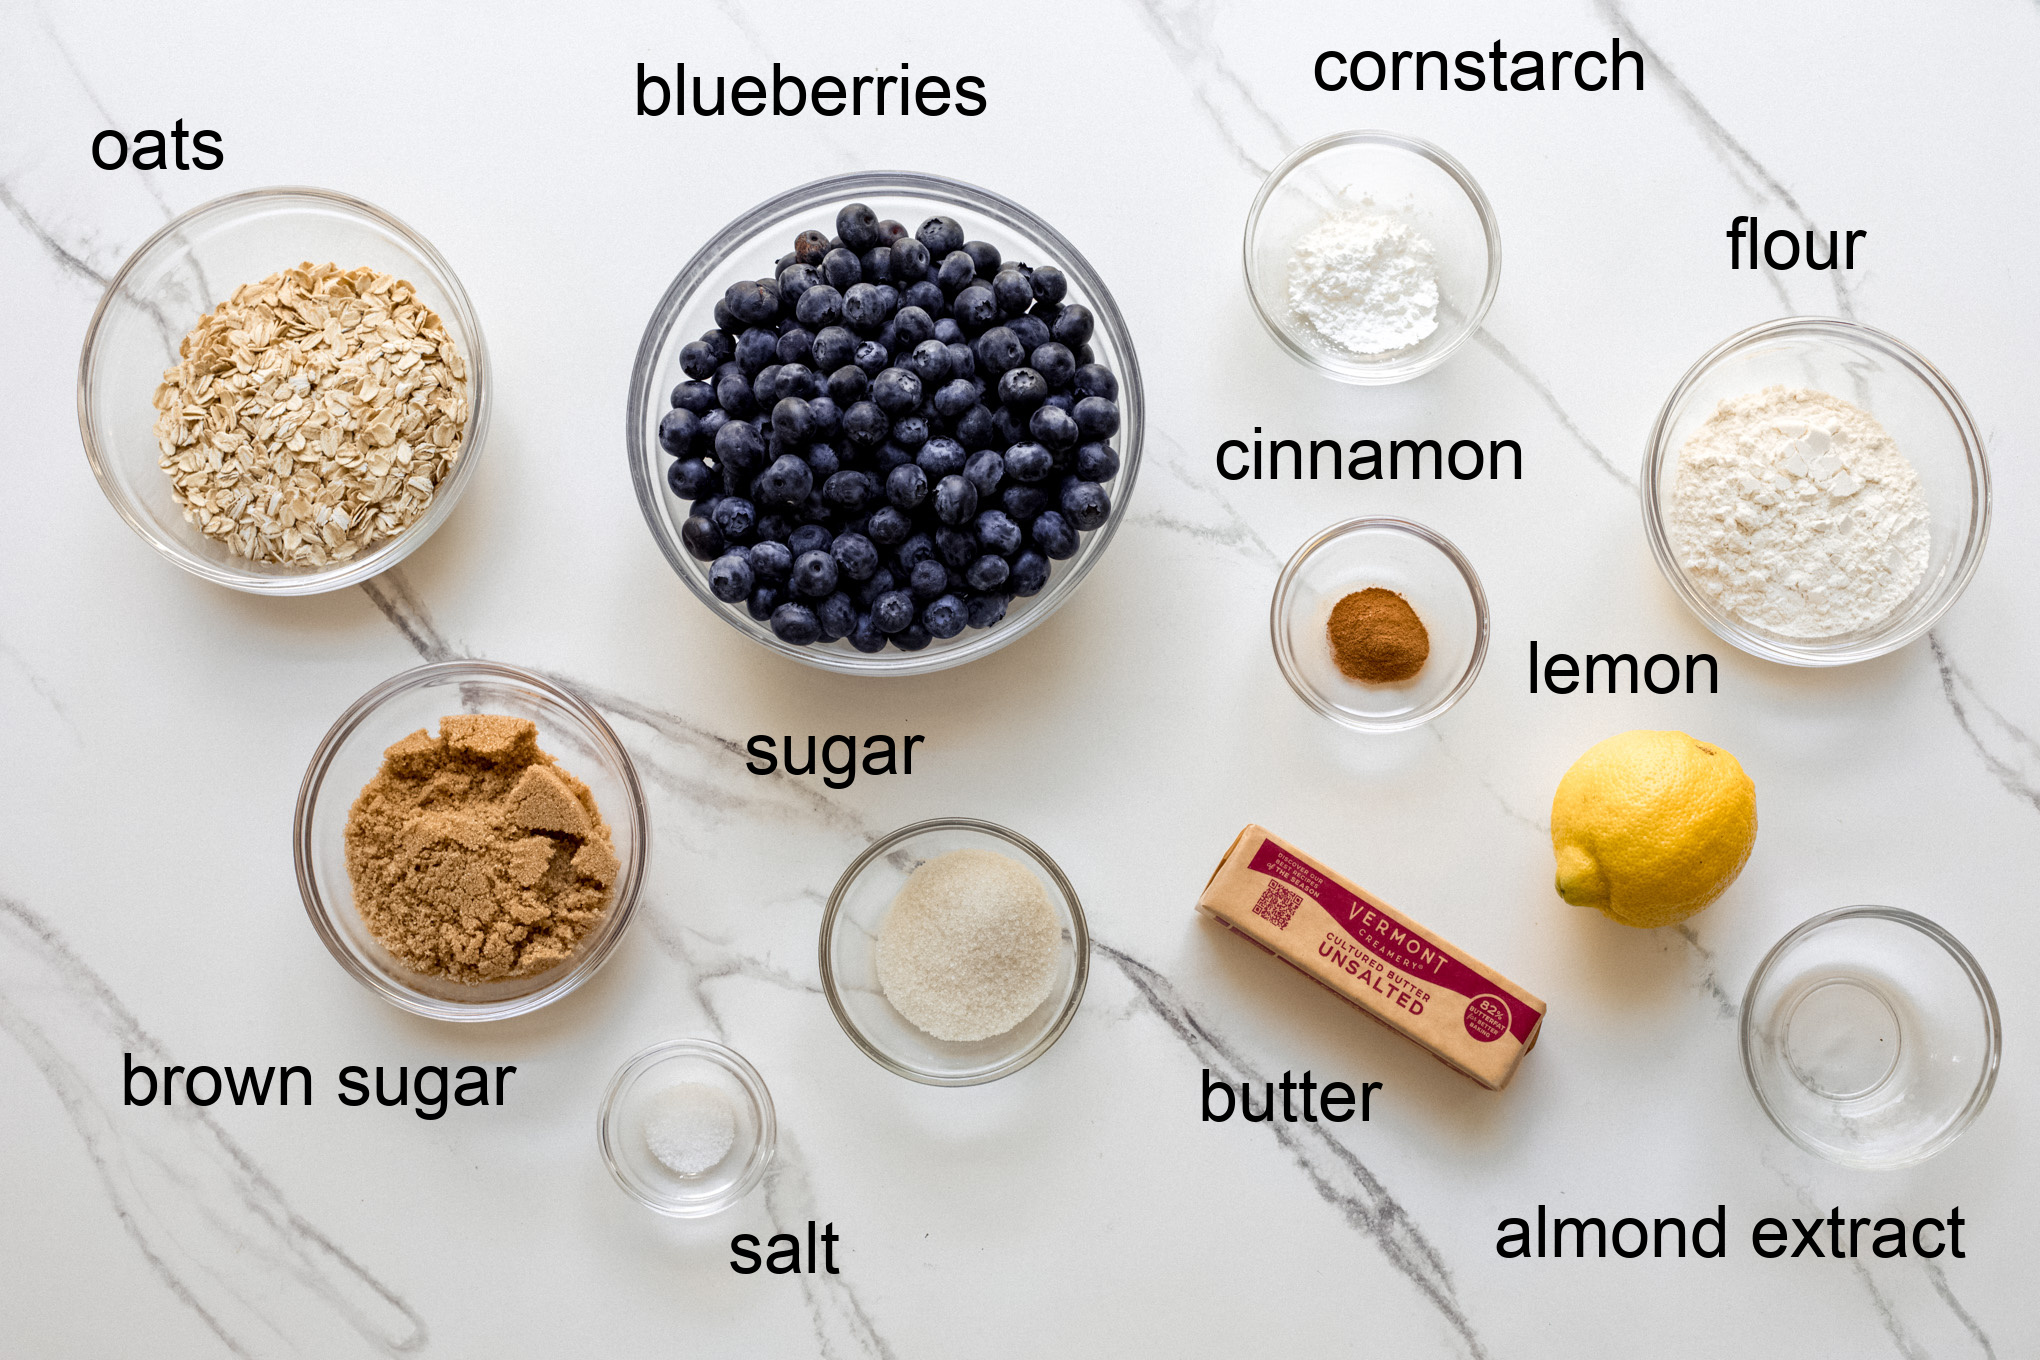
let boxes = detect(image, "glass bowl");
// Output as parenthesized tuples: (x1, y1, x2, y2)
(1243, 130, 1500, 384)
(1741, 907, 2000, 1169)
(294, 660, 647, 1021)
(597, 1039, 777, 1218)
(1271, 517, 1489, 731)
(627, 171, 1143, 675)
(78, 186, 491, 594)
(1642, 318, 1990, 665)
(820, 818, 1089, 1085)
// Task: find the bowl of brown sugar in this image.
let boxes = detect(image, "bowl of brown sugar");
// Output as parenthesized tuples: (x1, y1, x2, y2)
(1270, 517, 1489, 732)
(295, 661, 647, 1020)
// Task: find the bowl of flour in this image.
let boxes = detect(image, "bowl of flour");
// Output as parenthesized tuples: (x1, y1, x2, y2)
(1643, 318, 1990, 665)
(1243, 131, 1500, 384)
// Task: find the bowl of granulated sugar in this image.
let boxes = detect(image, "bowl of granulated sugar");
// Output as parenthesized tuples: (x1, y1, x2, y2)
(820, 818, 1089, 1086)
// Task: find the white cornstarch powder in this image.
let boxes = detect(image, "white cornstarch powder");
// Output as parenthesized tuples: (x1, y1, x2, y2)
(643, 1082, 736, 1176)
(1286, 211, 1440, 357)
(876, 848, 1059, 1043)
(1668, 385, 1930, 638)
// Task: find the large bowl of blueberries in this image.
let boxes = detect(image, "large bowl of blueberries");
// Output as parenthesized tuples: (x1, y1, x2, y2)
(628, 172, 1141, 674)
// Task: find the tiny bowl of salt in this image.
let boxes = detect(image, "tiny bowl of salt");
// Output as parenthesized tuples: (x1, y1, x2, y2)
(1642, 317, 1991, 666)
(1243, 130, 1501, 385)
(820, 818, 1090, 1087)
(597, 1038, 777, 1218)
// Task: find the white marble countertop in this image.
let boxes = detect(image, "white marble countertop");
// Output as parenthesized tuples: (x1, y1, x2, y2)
(3, 2, 2034, 1355)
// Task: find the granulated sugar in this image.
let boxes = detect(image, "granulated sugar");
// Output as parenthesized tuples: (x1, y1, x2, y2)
(642, 1082, 736, 1176)
(1286, 210, 1440, 357)
(1668, 385, 1930, 638)
(876, 848, 1059, 1043)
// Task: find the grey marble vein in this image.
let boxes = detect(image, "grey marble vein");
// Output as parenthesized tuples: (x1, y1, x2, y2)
(1470, 328, 1637, 491)
(0, 893, 427, 1357)
(1594, 0, 1854, 319)
(1924, 1261, 1999, 1360)
(0, 636, 84, 744)
(1671, 923, 1738, 1020)
(1094, 940, 1488, 1360)
(1931, 634, 2040, 816)
(357, 572, 458, 665)
(0, 179, 111, 288)
(1122, 0, 1291, 178)
(1130, 433, 1282, 566)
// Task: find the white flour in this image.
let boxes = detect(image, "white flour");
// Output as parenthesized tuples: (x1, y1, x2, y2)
(1286, 211, 1439, 357)
(1668, 385, 1930, 638)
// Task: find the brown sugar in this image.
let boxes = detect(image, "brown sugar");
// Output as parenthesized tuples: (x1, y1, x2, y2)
(1327, 587, 1429, 684)
(344, 714, 617, 983)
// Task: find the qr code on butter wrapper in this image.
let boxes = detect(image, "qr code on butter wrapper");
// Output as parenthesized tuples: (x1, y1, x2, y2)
(1251, 880, 1303, 930)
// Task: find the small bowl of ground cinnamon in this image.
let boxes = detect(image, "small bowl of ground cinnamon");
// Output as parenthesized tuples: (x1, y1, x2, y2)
(295, 660, 648, 1020)
(1270, 517, 1489, 732)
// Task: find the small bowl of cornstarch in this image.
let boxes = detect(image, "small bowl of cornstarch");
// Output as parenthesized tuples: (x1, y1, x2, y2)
(820, 818, 1089, 1086)
(1643, 317, 1990, 665)
(1243, 131, 1500, 384)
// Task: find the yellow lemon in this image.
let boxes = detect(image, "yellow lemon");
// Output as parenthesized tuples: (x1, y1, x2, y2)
(1550, 730, 1757, 928)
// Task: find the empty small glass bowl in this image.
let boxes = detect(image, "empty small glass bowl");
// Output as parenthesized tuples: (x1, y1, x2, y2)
(295, 660, 647, 1021)
(820, 818, 1088, 1086)
(78, 187, 491, 593)
(598, 1039, 777, 1218)
(1741, 907, 2000, 1169)
(1244, 130, 1500, 383)
(628, 171, 1142, 675)
(1642, 318, 1990, 665)
(1271, 517, 1489, 731)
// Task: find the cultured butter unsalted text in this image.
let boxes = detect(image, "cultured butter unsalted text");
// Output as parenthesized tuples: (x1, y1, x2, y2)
(1196, 824, 1546, 1090)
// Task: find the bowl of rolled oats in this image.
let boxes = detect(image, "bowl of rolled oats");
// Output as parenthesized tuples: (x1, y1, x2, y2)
(78, 187, 490, 593)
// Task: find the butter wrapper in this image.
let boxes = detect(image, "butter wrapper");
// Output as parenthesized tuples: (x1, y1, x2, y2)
(1196, 824, 1545, 1090)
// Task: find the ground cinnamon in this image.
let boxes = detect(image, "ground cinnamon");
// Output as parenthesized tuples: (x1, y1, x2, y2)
(344, 714, 618, 983)
(1327, 587, 1429, 683)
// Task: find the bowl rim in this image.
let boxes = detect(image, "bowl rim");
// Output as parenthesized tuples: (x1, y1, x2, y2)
(1640, 315, 1992, 666)
(626, 169, 1143, 676)
(1242, 129, 1503, 385)
(293, 658, 648, 1022)
(818, 816, 1091, 1086)
(78, 184, 493, 596)
(596, 1037, 778, 1218)
(1738, 904, 2001, 1169)
(1269, 515, 1491, 732)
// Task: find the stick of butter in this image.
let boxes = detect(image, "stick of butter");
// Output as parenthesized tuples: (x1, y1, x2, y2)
(1196, 824, 1546, 1090)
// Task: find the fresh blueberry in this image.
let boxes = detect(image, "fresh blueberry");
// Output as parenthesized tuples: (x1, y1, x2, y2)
(904, 339, 951, 387)
(776, 327, 815, 367)
(681, 513, 727, 560)
(758, 454, 813, 506)
(777, 264, 819, 303)
(1070, 363, 1118, 403)
(736, 327, 779, 374)
(877, 219, 909, 245)
(935, 527, 979, 569)
(916, 215, 964, 256)
(974, 509, 1022, 556)
(708, 551, 755, 603)
(658, 407, 701, 455)
(855, 566, 897, 606)
(1008, 314, 1052, 352)
(727, 279, 780, 326)
(794, 284, 844, 329)
(711, 496, 758, 544)
(923, 594, 967, 639)
(895, 532, 936, 570)
(932, 249, 976, 296)
(770, 396, 813, 445)
(836, 203, 881, 251)
(962, 240, 1002, 277)
(812, 325, 859, 372)
(1075, 441, 1120, 482)
(963, 448, 1005, 496)
(697, 406, 729, 446)
(873, 590, 916, 633)
(1074, 395, 1121, 440)
(1052, 303, 1095, 348)
(893, 306, 937, 349)
(908, 558, 949, 600)
(841, 401, 888, 449)
(1002, 484, 1050, 520)
(966, 593, 1009, 629)
(753, 364, 783, 407)
(748, 539, 793, 583)
(756, 513, 795, 544)
(1009, 549, 1051, 596)
(1029, 404, 1079, 450)
(946, 343, 976, 379)
(827, 365, 869, 405)
(794, 229, 831, 265)
(806, 396, 841, 437)
(916, 437, 967, 479)
(873, 283, 901, 320)
(954, 404, 998, 450)
(842, 283, 889, 333)
(866, 505, 912, 545)
(965, 555, 1010, 592)
(887, 462, 930, 509)
(1060, 479, 1112, 531)
(848, 612, 887, 652)
(927, 378, 974, 422)
(1031, 509, 1078, 558)
(933, 317, 965, 345)
(972, 326, 1025, 375)
(817, 592, 858, 640)
(890, 237, 931, 282)
(796, 491, 833, 525)
(890, 621, 931, 651)
(997, 367, 1048, 412)
(902, 281, 946, 315)
(713, 298, 740, 333)
(1030, 343, 1076, 389)
(771, 601, 822, 645)
(671, 379, 716, 415)
(934, 474, 978, 525)
(1030, 265, 1068, 304)
(714, 419, 767, 475)
(874, 441, 915, 473)
(992, 269, 1034, 316)
(747, 584, 782, 620)
(716, 373, 757, 417)
(820, 247, 862, 292)
(787, 523, 833, 557)
(831, 532, 879, 581)
(889, 413, 930, 448)
(952, 284, 997, 332)
(870, 367, 923, 415)
(667, 457, 715, 500)
(823, 469, 878, 514)
(859, 246, 894, 283)
(791, 549, 838, 598)
(854, 339, 890, 374)
(990, 405, 1029, 450)
(680, 340, 721, 380)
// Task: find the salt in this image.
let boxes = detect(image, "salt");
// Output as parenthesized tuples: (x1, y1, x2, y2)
(642, 1082, 736, 1177)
